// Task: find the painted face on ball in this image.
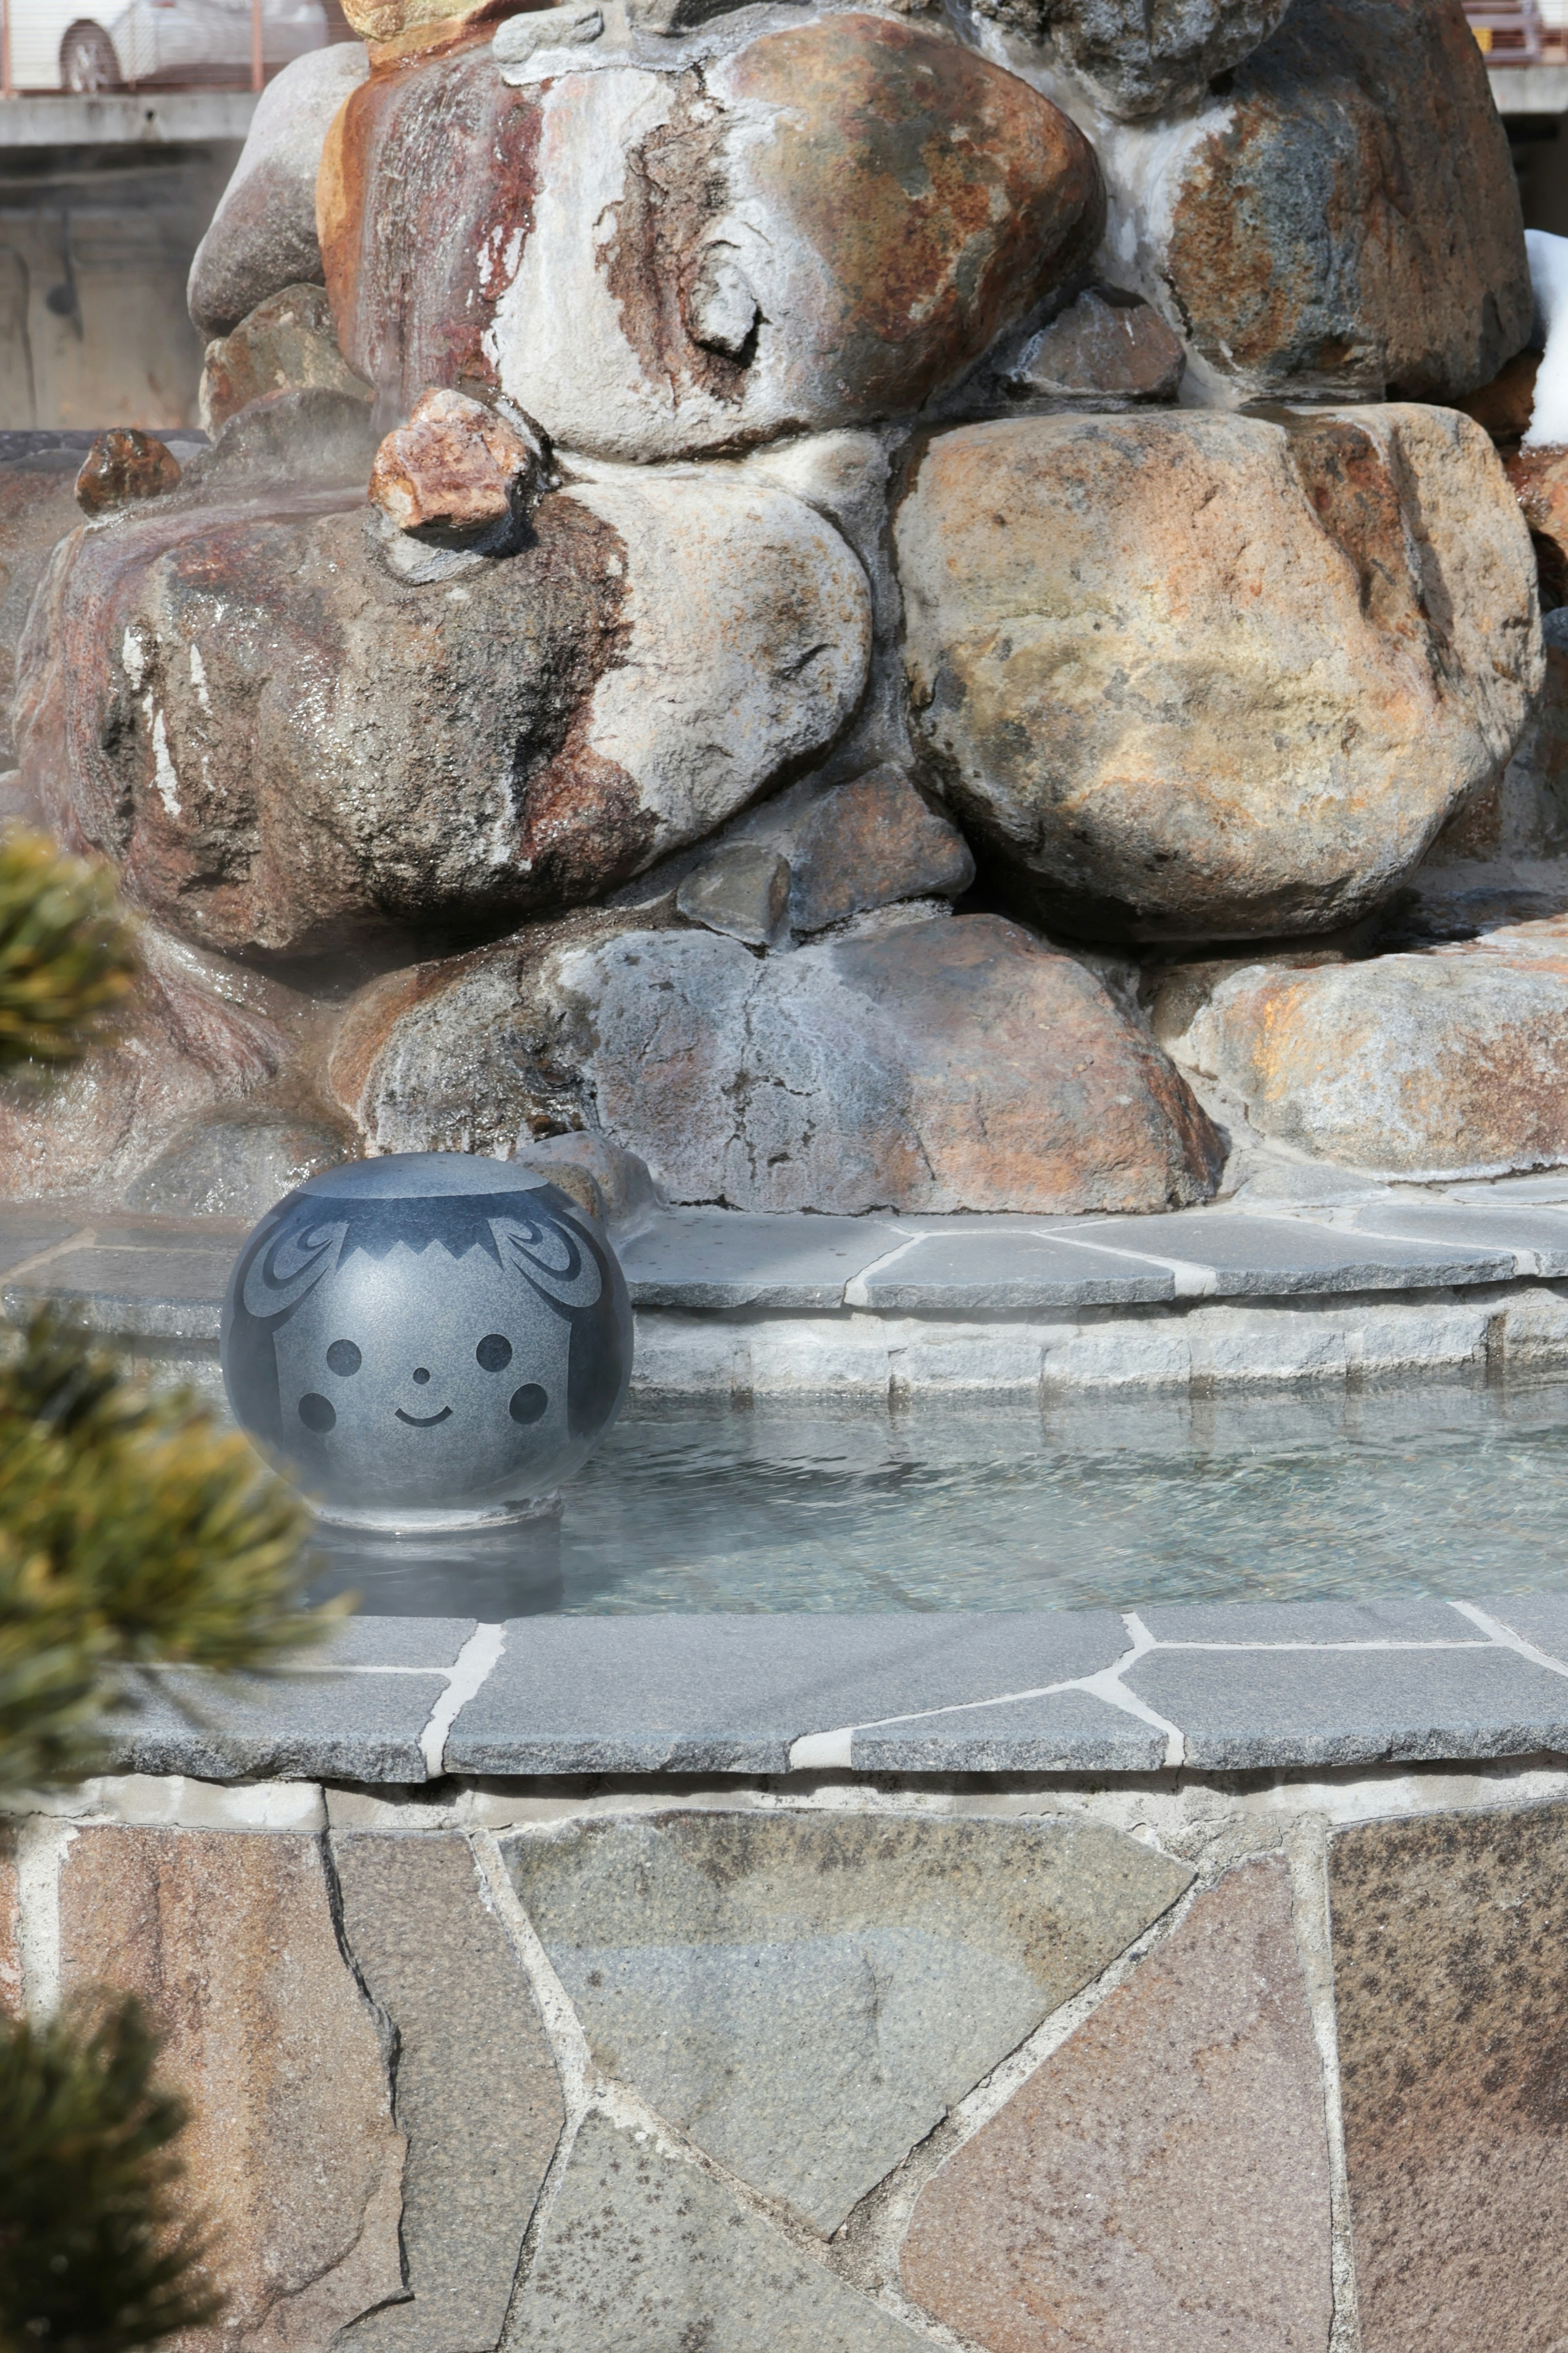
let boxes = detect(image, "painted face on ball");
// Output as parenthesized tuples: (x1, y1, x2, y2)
(271, 1243, 573, 1504)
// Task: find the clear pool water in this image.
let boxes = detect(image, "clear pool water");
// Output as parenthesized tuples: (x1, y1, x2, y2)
(307, 1371, 1568, 1615)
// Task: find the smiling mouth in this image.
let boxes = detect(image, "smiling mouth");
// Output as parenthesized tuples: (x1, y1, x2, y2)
(395, 1405, 453, 1427)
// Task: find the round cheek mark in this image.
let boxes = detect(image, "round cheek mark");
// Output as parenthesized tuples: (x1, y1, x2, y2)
(476, 1333, 513, 1373)
(299, 1393, 336, 1434)
(326, 1340, 361, 1377)
(509, 1383, 548, 1425)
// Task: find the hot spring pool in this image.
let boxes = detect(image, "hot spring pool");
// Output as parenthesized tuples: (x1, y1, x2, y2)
(305, 1370, 1568, 1616)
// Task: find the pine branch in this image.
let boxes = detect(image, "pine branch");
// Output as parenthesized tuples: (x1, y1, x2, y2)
(0, 831, 139, 1073)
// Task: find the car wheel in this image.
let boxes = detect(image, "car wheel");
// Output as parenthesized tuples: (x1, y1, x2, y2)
(59, 22, 122, 91)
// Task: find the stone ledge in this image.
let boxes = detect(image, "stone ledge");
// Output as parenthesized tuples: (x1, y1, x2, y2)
(93, 1595, 1568, 1785)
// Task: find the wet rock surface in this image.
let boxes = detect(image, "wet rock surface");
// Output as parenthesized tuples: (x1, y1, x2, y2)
(74, 429, 182, 514)
(1331, 1806, 1568, 2353)
(58, 1827, 406, 2353)
(187, 43, 369, 339)
(505, 1811, 1189, 2232)
(333, 910, 1222, 1213)
(896, 406, 1541, 943)
(901, 1861, 1332, 2353)
(200, 283, 372, 435)
(1104, 0, 1530, 406)
(322, 16, 1102, 459)
(18, 464, 868, 957)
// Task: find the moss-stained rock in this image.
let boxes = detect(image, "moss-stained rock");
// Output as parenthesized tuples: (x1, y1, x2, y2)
(1330, 1806, 1568, 2353)
(503, 1811, 1191, 2233)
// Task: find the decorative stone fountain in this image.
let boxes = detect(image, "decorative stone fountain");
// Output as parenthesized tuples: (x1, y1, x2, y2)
(0, 0, 1559, 1217)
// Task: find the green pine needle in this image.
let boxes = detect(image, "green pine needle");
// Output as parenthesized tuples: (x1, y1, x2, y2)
(0, 1994, 223, 2353)
(0, 832, 140, 1073)
(0, 1315, 334, 1795)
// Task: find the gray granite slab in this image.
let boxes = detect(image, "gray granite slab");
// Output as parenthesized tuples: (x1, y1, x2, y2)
(1126, 1645, 1568, 1770)
(103, 1662, 448, 1782)
(3, 1244, 233, 1339)
(849, 1690, 1167, 1772)
(316, 1617, 477, 1669)
(0, 1214, 85, 1274)
(619, 1211, 898, 1309)
(445, 1611, 1129, 1775)
(1340, 1201, 1568, 1277)
(503, 1813, 1187, 2234)
(1063, 1211, 1515, 1296)
(1136, 1598, 1478, 1646)
(1478, 1595, 1568, 1666)
(1445, 1173, 1568, 1205)
(848, 1231, 1174, 1312)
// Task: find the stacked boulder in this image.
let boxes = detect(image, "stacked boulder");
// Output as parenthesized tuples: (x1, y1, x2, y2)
(0, 0, 1556, 1212)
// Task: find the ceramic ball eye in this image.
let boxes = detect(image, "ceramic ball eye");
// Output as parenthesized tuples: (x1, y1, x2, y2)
(220, 1152, 634, 1533)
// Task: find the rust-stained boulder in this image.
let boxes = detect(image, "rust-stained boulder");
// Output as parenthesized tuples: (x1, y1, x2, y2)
(1154, 921, 1568, 1180)
(1504, 442, 1568, 610)
(328, 910, 1223, 1215)
(58, 1828, 407, 2353)
(74, 429, 182, 515)
(200, 282, 372, 435)
(895, 406, 1541, 944)
(16, 464, 869, 958)
(1099, 0, 1530, 407)
(976, 0, 1292, 118)
(369, 385, 541, 539)
(319, 16, 1102, 459)
(0, 923, 299, 1204)
(786, 765, 974, 936)
(189, 43, 368, 339)
(0, 441, 94, 771)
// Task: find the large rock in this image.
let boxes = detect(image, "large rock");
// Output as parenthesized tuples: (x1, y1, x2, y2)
(504, 1811, 1189, 2234)
(1154, 919, 1568, 1179)
(58, 1827, 406, 2353)
(901, 1862, 1332, 2353)
(1097, 0, 1531, 407)
(200, 283, 372, 434)
(328, 910, 1224, 1215)
(318, 17, 1103, 459)
(16, 465, 869, 958)
(896, 406, 1541, 943)
(0, 441, 88, 771)
(976, 0, 1291, 118)
(0, 923, 298, 1204)
(188, 44, 369, 339)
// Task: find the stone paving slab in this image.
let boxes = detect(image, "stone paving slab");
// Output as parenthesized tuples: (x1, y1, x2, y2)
(1481, 1594, 1568, 1661)
(847, 1691, 1167, 1773)
(104, 1661, 450, 1783)
(1338, 1200, 1568, 1277)
(846, 1230, 1176, 1312)
(619, 1212, 902, 1309)
(2, 1236, 237, 1340)
(1135, 1597, 1472, 1644)
(1065, 1211, 1515, 1296)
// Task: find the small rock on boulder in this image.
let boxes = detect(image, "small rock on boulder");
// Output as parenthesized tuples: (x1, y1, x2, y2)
(1100, 0, 1532, 407)
(188, 43, 369, 339)
(896, 406, 1541, 943)
(999, 285, 1186, 405)
(330, 911, 1223, 1215)
(787, 766, 974, 935)
(974, 0, 1293, 119)
(676, 845, 792, 949)
(321, 16, 1103, 460)
(369, 386, 541, 541)
(199, 283, 372, 435)
(74, 430, 181, 515)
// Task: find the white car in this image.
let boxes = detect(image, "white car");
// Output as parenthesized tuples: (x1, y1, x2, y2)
(8, 0, 328, 92)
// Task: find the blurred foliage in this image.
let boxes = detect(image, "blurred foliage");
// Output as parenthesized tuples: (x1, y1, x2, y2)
(0, 1994, 221, 2353)
(0, 1315, 329, 1796)
(0, 831, 139, 1075)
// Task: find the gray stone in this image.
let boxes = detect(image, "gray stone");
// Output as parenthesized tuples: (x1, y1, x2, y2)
(1126, 1645, 1568, 1770)
(1480, 1595, 1568, 1663)
(188, 43, 370, 337)
(1341, 1200, 1568, 1277)
(504, 1812, 1190, 2231)
(786, 766, 975, 936)
(849, 1229, 1176, 1311)
(334, 1836, 565, 2353)
(618, 1209, 900, 1309)
(978, 0, 1290, 118)
(1001, 285, 1186, 403)
(1069, 1211, 1514, 1296)
(849, 1690, 1168, 1773)
(505, 2112, 926, 2351)
(122, 1117, 352, 1223)
(180, 386, 383, 496)
(447, 1611, 1130, 1775)
(676, 844, 791, 947)
(2, 1242, 236, 1341)
(102, 1663, 448, 1783)
(1136, 1597, 1474, 1645)
(0, 1213, 82, 1274)
(318, 1618, 477, 1669)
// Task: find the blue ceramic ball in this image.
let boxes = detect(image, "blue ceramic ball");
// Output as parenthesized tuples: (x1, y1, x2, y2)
(220, 1153, 633, 1529)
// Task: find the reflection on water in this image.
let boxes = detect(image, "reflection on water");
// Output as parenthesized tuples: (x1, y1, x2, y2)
(305, 1371, 1568, 1616)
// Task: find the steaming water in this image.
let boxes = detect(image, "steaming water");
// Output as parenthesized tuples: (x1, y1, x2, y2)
(308, 1369, 1568, 1615)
